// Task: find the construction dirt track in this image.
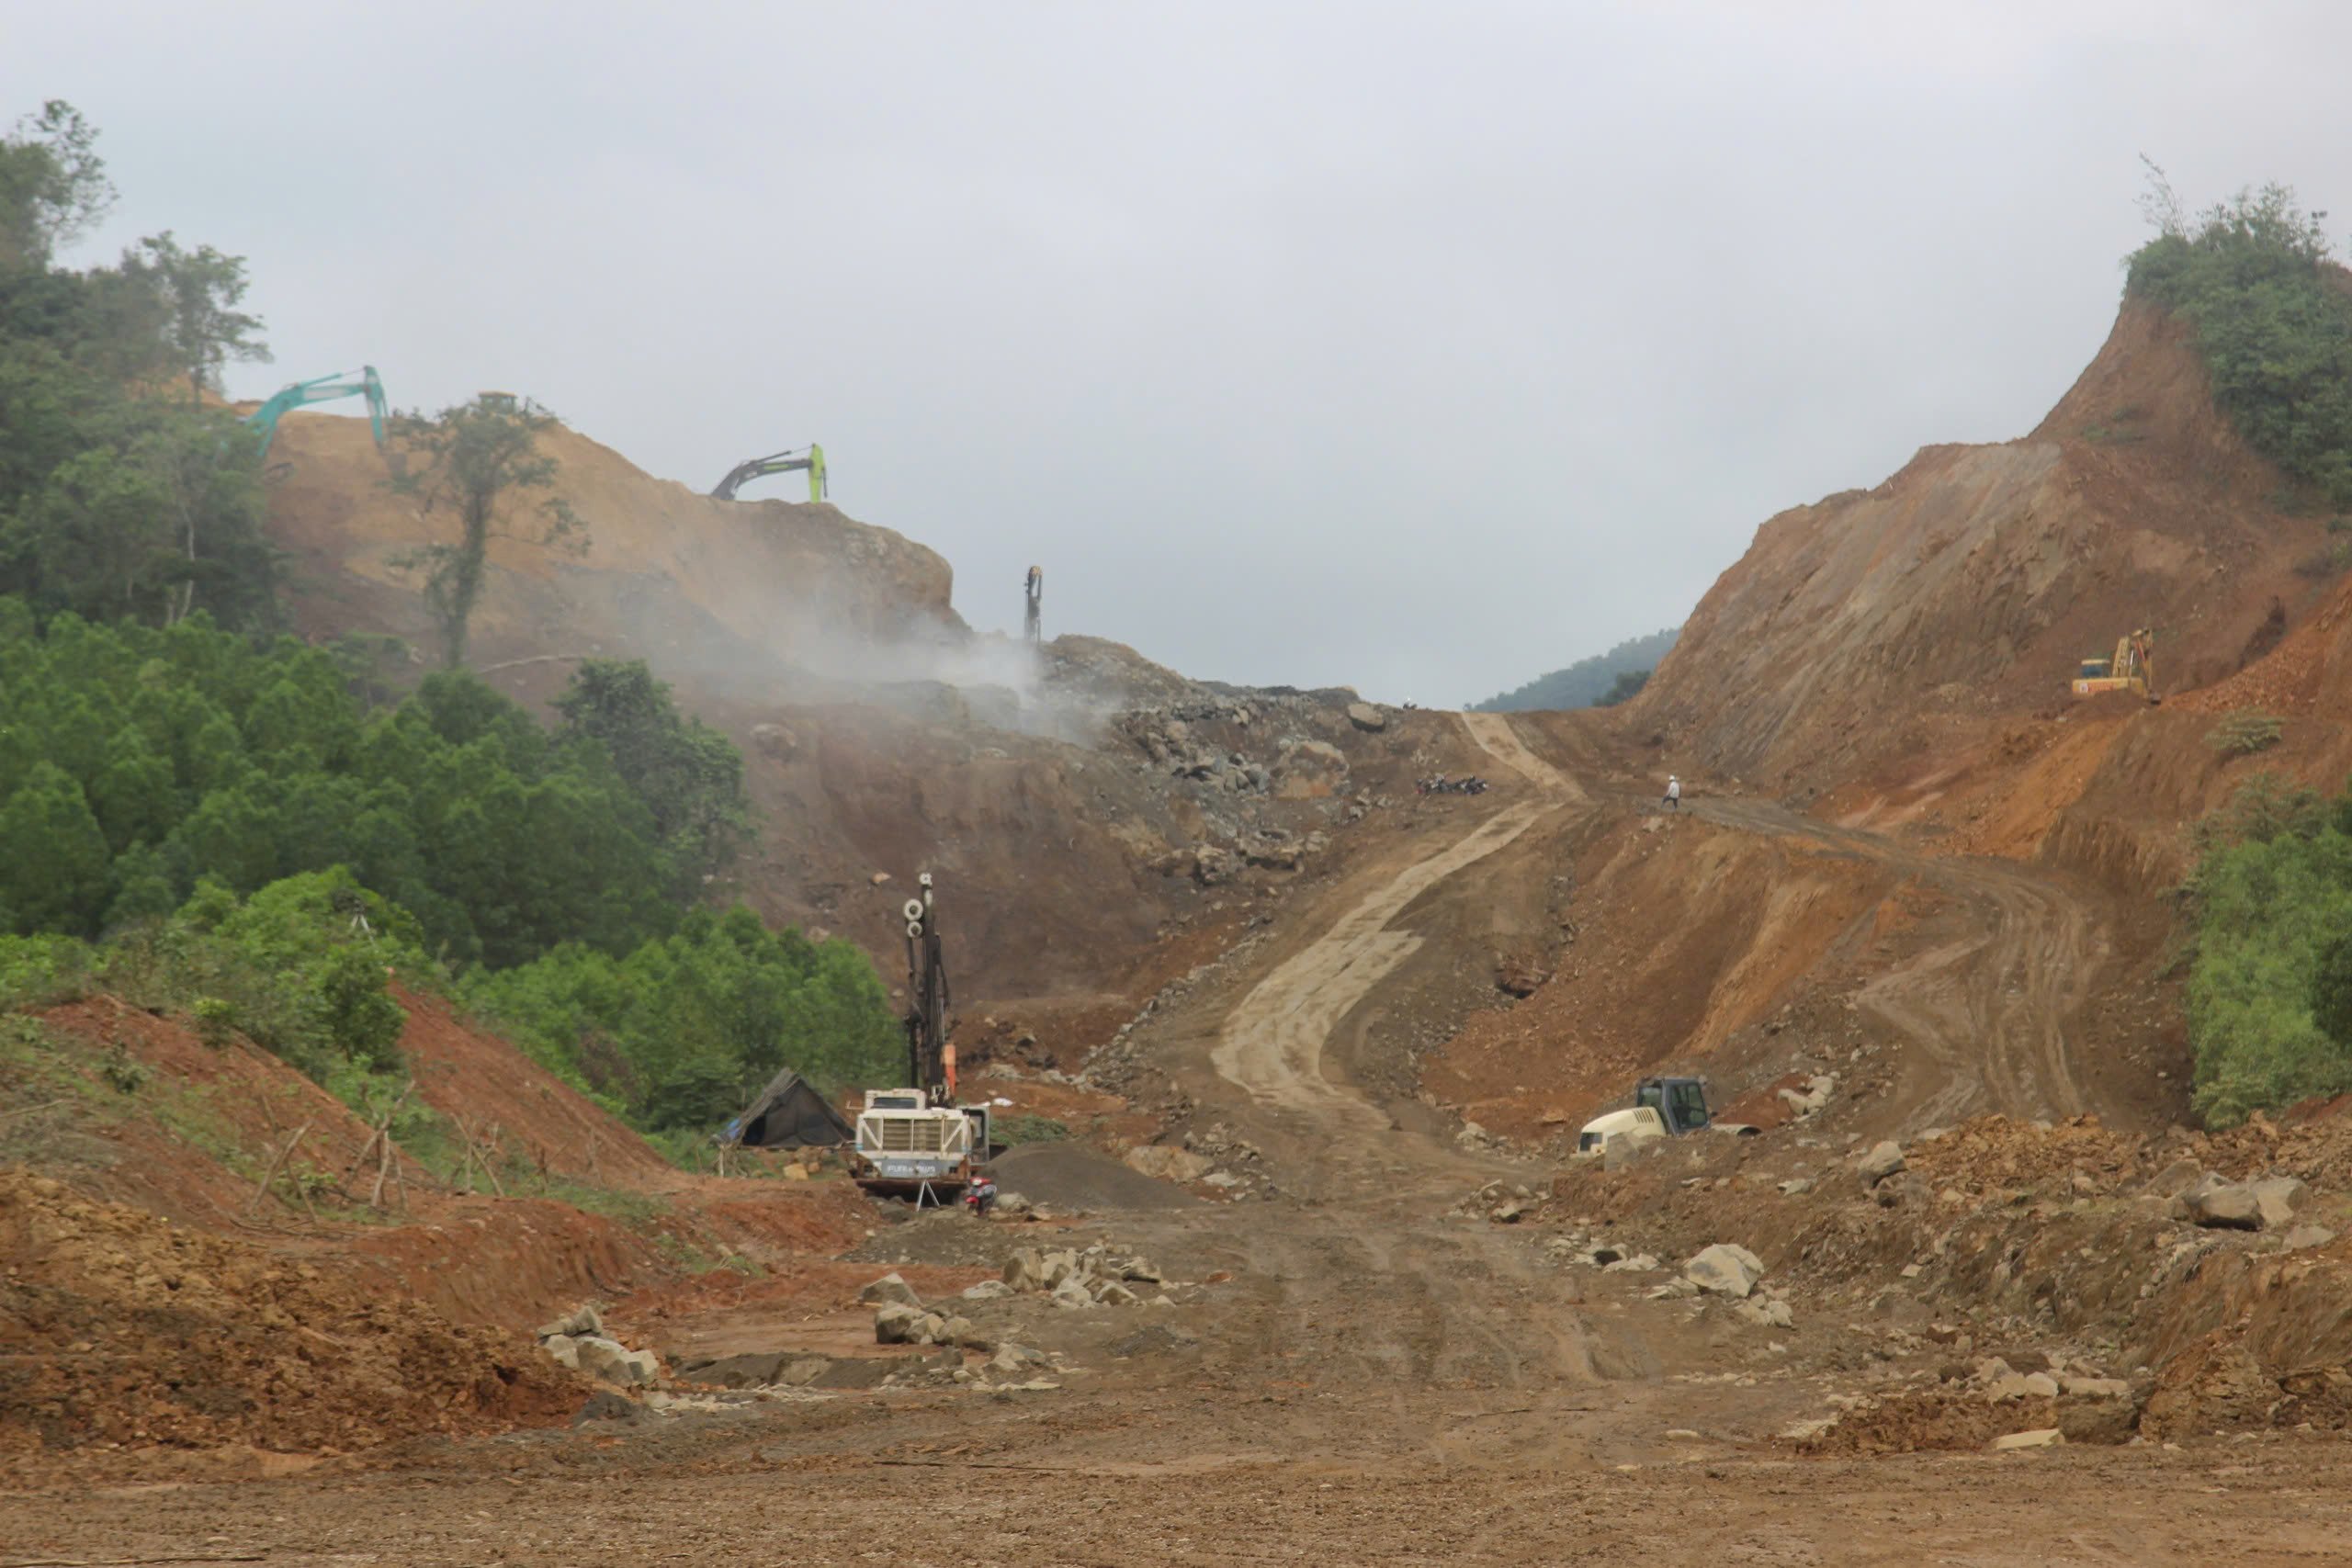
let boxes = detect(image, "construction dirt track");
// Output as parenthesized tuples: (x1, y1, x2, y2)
(11, 717, 2352, 1567)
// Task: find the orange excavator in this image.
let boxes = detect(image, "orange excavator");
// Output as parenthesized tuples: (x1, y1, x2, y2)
(2071, 628, 2157, 702)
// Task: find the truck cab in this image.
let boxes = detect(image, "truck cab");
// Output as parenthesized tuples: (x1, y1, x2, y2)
(1576, 1077, 1756, 1158)
(1635, 1076, 1715, 1134)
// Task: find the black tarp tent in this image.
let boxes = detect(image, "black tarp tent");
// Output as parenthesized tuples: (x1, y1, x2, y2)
(722, 1069, 854, 1148)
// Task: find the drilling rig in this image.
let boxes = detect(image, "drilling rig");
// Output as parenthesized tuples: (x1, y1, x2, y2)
(846, 874, 991, 1203)
(1023, 565, 1044, 645)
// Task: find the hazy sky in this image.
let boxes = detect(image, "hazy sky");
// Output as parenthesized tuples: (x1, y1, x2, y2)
(10, 3, 2352, 704)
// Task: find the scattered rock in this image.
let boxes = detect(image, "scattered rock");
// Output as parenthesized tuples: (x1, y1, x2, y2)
(2251, 1177, 2310, 1230)
(536, 1303, 603, 1341)
(2282, 1224, 2338, 1250)
(1124, 1145, 1213, 1183)
(874, 1303, 926, 1345)
(1735, 1297, 1794, 1329)
(2059, 1376, 2132, 1399)
(1985, 1371, 2060, 1403)
(539, 1334, 582, 1371)
(859, 1272, 924, 1309)
(572, 1337, 659, 1388)
(962, 1280, 1015, 1301)
(1777, 1178, 1813, 1197)
(1002, 1248, 1045, 1293)
(1855, 1142, 1905, 1186)
(2176, 1179, 2262, 1231)
(1684, 1243, 1766, 1299)
(1987, 1428, 2064, 1452)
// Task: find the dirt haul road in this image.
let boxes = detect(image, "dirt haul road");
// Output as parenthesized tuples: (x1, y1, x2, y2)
(1691, 795, 2101, 1128)
(6, 716, 2346, 1566)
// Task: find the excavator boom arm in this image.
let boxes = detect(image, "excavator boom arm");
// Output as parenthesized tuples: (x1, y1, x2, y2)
(711, 444, 826, 503)
(243, 366, 389, 458)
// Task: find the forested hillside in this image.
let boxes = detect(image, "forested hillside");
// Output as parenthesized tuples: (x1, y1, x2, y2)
(1471, 626, 1678, 712)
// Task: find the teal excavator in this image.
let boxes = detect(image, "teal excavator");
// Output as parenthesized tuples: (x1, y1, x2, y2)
(711, 445, 826, 502)
(242, 367, 390, 458)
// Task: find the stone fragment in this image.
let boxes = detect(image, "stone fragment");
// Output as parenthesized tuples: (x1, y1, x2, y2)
(1856, 1142, 1905, 1185)
(859, 1272, 924, 1309)
(1684, 1243, 1766, 1299)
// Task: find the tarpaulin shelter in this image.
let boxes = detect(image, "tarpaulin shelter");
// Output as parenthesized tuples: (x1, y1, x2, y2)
(721, 1069, 854, 1148)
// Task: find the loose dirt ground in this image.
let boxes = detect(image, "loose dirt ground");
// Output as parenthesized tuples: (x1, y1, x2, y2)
(7, 716, 2349, 1566)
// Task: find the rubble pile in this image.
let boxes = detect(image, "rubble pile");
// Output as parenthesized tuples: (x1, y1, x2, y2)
(535, 1303, 662, 1389)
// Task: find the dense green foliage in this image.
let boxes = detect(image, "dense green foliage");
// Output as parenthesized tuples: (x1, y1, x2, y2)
(2187, 778, 2352, 1125)
(2126, 179, 2352, 508)
(460, 908, 899, 1129)
(0, 102, 280, 629)
(0, 868, 416, 1082)
(1472, 626, 1679, 712)
(0, 606, 699, 964)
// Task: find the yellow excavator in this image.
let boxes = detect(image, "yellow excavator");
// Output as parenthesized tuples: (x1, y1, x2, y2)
(2071, 628, 2157, 701)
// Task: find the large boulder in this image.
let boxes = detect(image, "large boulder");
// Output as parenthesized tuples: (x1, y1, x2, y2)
(874, 1302, 926, 1345)
(1855, 1142, 1905, 1185)
(2252, 1177, 2310, 1230)
(2174, 1177, 2262, 1231)
(1683, 1243, 1765, 1299)
(1040, 1249, 1081, 1292)
(1001, 1248, 1045, 1292)
(859, 1272, 924, 1309)
(1345, 702, 1388, 733)
(1273, 739, 1351, 800)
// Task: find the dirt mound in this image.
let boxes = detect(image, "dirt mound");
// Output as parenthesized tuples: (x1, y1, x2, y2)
(393, 987, 676, 1192)
(989, 1144, 1199, 1211)
(0, 1170, 583, 1466)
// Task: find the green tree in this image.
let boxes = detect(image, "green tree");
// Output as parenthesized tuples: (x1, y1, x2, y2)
(123, 232, 271, 409)
(0, 99, 114, 270)
(554, 659, 751, 893)
(2313, 932, 2352, 1049)
(309, 945, 405, 1071)
(390, 397, 584, 668)
(0, 761, 110, 934)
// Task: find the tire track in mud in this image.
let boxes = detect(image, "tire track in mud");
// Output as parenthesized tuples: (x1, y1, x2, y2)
(1691, 797, 2099, 1126)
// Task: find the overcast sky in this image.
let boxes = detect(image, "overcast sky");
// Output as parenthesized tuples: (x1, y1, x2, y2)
(9, 3, 2351, 704)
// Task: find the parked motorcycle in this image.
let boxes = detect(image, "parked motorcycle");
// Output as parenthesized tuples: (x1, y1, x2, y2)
(964, 1175, 998, 1217)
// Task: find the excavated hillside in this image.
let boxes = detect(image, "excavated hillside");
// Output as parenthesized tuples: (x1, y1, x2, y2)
(254, 411, 1446, 1016)
(1634, 300, 2339, 851)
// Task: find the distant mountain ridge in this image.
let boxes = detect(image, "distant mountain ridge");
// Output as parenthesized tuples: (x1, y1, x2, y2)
(1472, 626, 1679, 711)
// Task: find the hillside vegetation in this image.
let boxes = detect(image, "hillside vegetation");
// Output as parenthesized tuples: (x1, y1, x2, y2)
(2127, 176, 2352, 508)
(0, 102, 898, 1140)
(1473, 626, 1679, 712)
